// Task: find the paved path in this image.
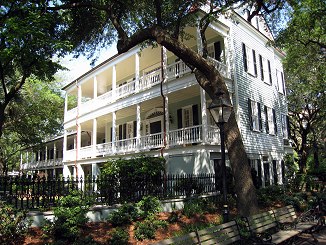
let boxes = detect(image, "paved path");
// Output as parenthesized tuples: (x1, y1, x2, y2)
(295, 227, 326, 245)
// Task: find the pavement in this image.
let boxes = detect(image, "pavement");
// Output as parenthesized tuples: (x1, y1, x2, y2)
(295, 226, 326, 245)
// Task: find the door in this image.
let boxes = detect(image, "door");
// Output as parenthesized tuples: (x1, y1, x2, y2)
(150, 121, 161, 134)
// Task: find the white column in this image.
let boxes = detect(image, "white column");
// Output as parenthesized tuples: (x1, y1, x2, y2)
(63, 130, 67, 161)
(200, 88, 208, 143)
(63, 165, 71, 178)
(53, 143, 57, 161)
(112, 65, 117, 99)
(112, 111, 116, 152)
(135, 52, 140, 91)
(196, 21, 203, 55)
(93, 76, 98, 99)
(76, 123, 81, 159)
(77, 83, 82, 108)
(92, 118, 97, 157)
(136, 104, 141, 150)
(45, 146, 48, 161)
(164, 96, 169, 148)
(277, 159, 283, 185)
(92, 163, 100, 177)
(20, 152, 23, 171)
(64, 93, 68, 115)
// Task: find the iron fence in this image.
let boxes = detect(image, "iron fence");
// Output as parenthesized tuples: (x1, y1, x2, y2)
(0, 173, 217, 210)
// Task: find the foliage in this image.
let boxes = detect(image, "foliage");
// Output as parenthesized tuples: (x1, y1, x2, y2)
(183, 198, 205, 217)
(0, 78, 64, 173)
(0, 201, 29, 244)
(175, 177, 205, 197)
(42, 190, 93, 243)
(256, 186, 285, 207)
(167, 211, 182, 223)
(107, 228, 130, 245)
(137, 196, 162, 218)
(108, 203, 139, 227)
(134, 217, 168, 241)
(275, 0, 326, 173)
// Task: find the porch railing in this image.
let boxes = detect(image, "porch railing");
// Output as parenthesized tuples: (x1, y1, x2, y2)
(169, 125, 202, 146)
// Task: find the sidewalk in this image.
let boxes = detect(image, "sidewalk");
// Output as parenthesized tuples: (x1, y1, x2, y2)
(296, 227, 326, 245)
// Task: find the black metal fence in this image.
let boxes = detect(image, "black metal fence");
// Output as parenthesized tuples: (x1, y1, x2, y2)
(0, 173, 217, 210)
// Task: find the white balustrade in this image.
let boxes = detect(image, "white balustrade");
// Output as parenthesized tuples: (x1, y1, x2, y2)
(96, 142, 113, 156)
(140, 133, 164, 149)
(169, 125, 202, 146)
(79, 146, 93, 159)
(115, 137, 137, 153)
(116, 79, 136, 99)
(65, 149, 76, 162)
(166, 60, 191, 80)
(207, 125, 220, 143)
(139, 67, 162, 90)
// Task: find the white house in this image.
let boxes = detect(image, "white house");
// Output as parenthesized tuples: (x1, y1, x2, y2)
(21, 10, 292, 188)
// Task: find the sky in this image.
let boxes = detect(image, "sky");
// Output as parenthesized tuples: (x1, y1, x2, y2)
(56, 45, 117, 86)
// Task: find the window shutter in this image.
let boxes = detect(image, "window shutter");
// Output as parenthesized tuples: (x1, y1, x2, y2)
(119, 125, 122, 140)
(110, 127, 113, 142)
(281, 72, 286, 94)
(192, 104, 199, 125)
(259, 55, 264, 81)
(286, 115, 290, 137)
(248, 98, 253, 130)
(257, 102, 262, 131)
(177, 109, 183, 129)
(133, 121, 137, 137)
(268, 60, 272, 84)
(253, 49, 257, 76)
(272, 109, 277, 134)
(123, 123, 127, 139)
(214, 41, 222, 61)
(242, 43, 247, 72)
(264, 106, 269, 133)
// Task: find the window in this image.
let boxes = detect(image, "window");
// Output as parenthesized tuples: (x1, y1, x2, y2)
(208, 42, 222, 61)
(259, 55, 272, 85)
(177, 105, 199, 129)
(242, 43, 257, 76)
(276, 69, 286, 94)
(281, 114, 289, 139)
(264, 106, 277, 135)
(248, 99, 262, 131)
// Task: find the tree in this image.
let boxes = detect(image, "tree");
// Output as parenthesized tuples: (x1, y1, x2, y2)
(43, 0, 285, 216)
(274, 0, 326, 173)
(0, 2, 70, 173)
(0, 78, 64, 174)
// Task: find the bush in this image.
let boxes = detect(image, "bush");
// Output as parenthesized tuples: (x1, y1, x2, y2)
(183, 199, 204, 217)
(107, 228, 129, 245)
(108, 203, 139, 226)
(0, 201, 29, 244)
(42, 190, 93, 243)
(137, 196, 162, 218)
(175, 178, 204, 197)
(134, 217, 167, 241)
(256, 186, 285, 207)
(167, 211, 181, 223)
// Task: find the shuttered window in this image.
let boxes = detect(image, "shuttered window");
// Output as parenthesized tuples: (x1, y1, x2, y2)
(259, 55, 272, 85)
(248, 99, 261, 131)
(276, 69, 286, 94)
(281, 114, 289, 139)
(242, 43, 257, 76)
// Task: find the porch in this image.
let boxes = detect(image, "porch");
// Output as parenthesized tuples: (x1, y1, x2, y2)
(64, 124, 220, 161)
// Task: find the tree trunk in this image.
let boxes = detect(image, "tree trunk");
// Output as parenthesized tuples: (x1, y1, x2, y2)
(299, 131, 308, 174)
(225, 112, 259, 216)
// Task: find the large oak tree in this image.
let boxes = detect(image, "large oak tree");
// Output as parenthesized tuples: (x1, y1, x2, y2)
(43, 0, 285, 215)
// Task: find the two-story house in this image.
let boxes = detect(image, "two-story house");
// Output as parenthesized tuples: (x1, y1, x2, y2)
(21, 11, 292, 188)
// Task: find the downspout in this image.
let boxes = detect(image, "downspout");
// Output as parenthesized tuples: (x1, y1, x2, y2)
(160, 46, 167, 158)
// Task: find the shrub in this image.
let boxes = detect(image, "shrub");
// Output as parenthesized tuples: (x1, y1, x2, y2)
(134, 217, 167, 241)
(183, 198, 204, 217)
(107, 228, 129, 245)
(256, 185, 285, 207)
(108, 203, 139, 226)
(167, 211, 181, 223)
(137, 196, 162, 218)
(0, 201, 29, 244)
(42, 190, 93, 243)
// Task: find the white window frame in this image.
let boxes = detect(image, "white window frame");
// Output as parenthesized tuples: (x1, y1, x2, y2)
(261, 56, 271, 85)
(245, 46, 256, 76)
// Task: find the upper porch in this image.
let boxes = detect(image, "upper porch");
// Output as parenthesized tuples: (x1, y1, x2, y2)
(64, 26, 232, 123)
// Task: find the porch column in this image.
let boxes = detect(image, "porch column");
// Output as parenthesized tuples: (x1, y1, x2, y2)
(77, 83, 82, 109)
(92, 163, 100, 191)
(93, 76, 98, 99)
(136, 104, 141, 151)
(162, 46, 168, 80)
(277, 159, 283, 185)
(53, 143, 57, 161)
(76, 123, 81, 160)
(63, 165, 71, 178)
(112, 111, 116, 153)
(38, 150, 41, 161)
(135, 52, 140, 92)
(45, 146, 48, 161)
(92, 118, 97, 157)
(64, 93, 68, 115)
(200, 88, 208, 143)
(112, 65, 117, 99)
(164, 96, 169, 148)
(20, 152, 23, 171)
(196, 21, 203, 55)
(63, 130, 67, 161)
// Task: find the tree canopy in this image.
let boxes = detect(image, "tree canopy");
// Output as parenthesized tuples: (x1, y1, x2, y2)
(274, 0, 326, 173)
